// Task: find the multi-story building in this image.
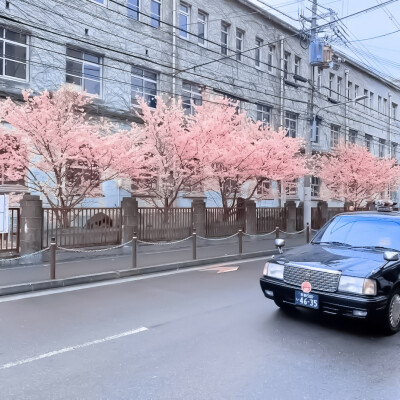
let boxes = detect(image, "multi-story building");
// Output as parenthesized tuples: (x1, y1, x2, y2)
(0, 0, 399, 207)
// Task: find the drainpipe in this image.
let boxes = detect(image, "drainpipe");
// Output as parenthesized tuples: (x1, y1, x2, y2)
(172, 0, 177, 98)
(344, 69, 349, 143)
(388, 92, 392, 155)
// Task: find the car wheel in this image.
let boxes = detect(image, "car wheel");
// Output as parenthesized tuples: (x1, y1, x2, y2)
(382, 289, 400, 334)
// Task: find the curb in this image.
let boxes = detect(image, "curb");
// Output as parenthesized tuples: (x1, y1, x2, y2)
(0, 249, 279, 297)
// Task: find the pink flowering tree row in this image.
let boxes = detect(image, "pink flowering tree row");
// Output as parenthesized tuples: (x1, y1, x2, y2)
(0, 87, 399, 218)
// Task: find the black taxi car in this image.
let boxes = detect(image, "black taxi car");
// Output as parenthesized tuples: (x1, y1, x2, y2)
(260, 203, 400, 334)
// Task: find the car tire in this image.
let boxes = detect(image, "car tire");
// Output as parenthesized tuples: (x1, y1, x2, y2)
(381, 288, 400, 335)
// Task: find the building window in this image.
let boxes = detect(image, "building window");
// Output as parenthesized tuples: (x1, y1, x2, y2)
(236, 29, 244, 61)
(365, 134, 372, 152)
(179, 3, 190, 39)
(379, 138, 386, 158)
(197, 11, 207, 46)
(294, 56, 301, 76)
(370, 92, 374, 112)
(267, 45, 274, 73)
(383, 98, 388, 116)
(224, 178, 238, 195)
(90, 0, 107, 5)
(317, 68, 323, 90)
(255, 38, 262, 68)
(127, 0, 139, 20)
(392, 103, 398, 120)
(131, 66, 157, 108)
(283, 52, 290, 79)
(311, 117, 321, 143)
(337, 76, 342, 100)
(364, 89, 368, 109)
(0, 27, 28, 81)
(378, 96, 382, 113)
(256, 179, 271, 196)
(354, 84, 359, 100)
(150, 0, 161, 28)
(347, 81, 352, 100)
(182, 81, 202, 115)
(391, 142, 398, 159)
(285, 179, 297, 197)
(285, 112, 297, 138)
(221, 22, 229, 55)
(257, 104, 271, 125)
(330, 124, 340, 148)
(329, 73, 334, 97)
(66, 48, 101, 96)
(349, 129, 357, 144)
(311, 176, 320, 197)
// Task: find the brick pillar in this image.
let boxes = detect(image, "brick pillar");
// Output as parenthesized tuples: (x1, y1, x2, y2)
(285, 200, 296, 233)
(121, 197, 138, 242)
(244, 200, 256, 234)
(20, 194, 43, 255)
(192, 199, 206, 237)
(317, 200, 328, 227)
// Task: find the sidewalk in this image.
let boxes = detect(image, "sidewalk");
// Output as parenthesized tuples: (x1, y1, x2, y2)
(0, 232, 310, 288)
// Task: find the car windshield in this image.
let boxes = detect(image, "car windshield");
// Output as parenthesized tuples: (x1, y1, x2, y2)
(313, 215, 400, 251)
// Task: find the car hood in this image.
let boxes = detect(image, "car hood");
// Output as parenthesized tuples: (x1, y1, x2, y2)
(273, 244, 385, 278)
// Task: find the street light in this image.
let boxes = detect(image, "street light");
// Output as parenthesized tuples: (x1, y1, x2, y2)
(304, 94, 368, 230)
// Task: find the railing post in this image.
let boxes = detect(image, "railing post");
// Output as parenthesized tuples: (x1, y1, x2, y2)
(306, 223, 310, 243)
(50, 237, 56, 280)
(275, 226, 280, 239)
(238, 226, 243, 254)
(192, 227, 197, 260)
(132, 232, 137, 268)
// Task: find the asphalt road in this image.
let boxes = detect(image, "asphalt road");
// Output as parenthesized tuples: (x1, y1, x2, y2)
(0, 257, 399, 400)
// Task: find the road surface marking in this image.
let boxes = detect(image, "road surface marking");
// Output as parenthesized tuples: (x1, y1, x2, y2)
(0, 257, 270, 303)
(0, 327, 148, 370)
(199, 266, 239, 273)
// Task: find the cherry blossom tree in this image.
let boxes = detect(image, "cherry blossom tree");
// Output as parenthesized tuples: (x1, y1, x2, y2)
(316, 142, 400, 208)
(191, 98, 307, 217)
(0, 87, 128, 224)
(121, 97, 205, 220)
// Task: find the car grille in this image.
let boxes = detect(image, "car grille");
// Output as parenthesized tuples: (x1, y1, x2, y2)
(283, 265, 340, 293)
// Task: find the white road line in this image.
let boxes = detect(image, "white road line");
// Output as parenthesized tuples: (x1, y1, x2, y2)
(0, 257, 269, 303)
(0, 327, 148, 370)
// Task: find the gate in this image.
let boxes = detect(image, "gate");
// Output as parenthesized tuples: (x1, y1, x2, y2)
(0, 208, 20, 252)
(256, 208, 286, 233)
(42, 207, 122, 248)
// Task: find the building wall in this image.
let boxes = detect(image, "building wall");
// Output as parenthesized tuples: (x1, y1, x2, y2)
(0, 0, 399, 207)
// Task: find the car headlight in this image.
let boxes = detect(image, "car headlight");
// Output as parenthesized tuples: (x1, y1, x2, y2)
(263, 262, 284, 280)
(338, 276, 377, 296)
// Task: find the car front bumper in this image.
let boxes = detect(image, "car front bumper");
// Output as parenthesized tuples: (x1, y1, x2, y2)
(260, 277, 388, 318)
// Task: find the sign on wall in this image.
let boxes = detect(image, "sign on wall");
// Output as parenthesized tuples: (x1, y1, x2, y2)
(0, 195, 9, 233)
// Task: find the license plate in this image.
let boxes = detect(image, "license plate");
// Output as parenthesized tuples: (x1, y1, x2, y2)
(295, 290, 319, 309)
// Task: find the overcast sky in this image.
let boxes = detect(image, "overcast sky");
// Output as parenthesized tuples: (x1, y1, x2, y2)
(251, 0, 400, 81)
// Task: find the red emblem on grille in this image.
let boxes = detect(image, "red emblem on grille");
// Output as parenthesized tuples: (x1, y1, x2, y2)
(301, 281, 312, 293)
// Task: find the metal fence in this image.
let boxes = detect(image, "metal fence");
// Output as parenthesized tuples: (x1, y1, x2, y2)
(138, 207, 193, 241)
(206, 207, 244, 237)
(257, 208, 286, 233)
(0, 208, 20, 252)
(42, 207, 122, 248)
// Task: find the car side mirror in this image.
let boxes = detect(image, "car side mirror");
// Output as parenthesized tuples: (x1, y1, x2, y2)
(384, 251, 399, 262)
(275, 239, 285, 254)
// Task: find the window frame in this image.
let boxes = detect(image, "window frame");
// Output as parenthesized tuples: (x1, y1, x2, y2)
(256, 104, 271, 126)
(89, 0, 107, 6)
(66, 48, 102, 98)
(127, 0, 140, 21)
(197, 11, 207, 46)
(379, 138, 386, 158)
(329, 72, 334, 98)
(311, 117, 321, 143)
(182, 80, 202, 115)
(220, 22, 229, 55)
(348, 129, 357, 144)
(267, 45, 274, 73)
(311, 176, 320, 198)
(337, 76, 342, 101)
(330, 124, 340, 148)
(285, 111, 297, 138)
(294, 55, 301, 76)
(283, 52, 290, 80)
(235, 28, 244, 62)
(131, 66, 158, 108)
(179, 3, 190, 39)
(0, 27, 29, 82)
(150, 0, 161, 28)
(255, 38, 262, 68)
(365, 134, 372, 152)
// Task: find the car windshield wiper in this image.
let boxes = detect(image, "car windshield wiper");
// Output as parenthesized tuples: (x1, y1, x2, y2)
(313, 241, 352, 247)
(351, 245, 399, 252)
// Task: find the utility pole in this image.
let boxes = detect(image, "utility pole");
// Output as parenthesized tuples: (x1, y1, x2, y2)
(303, 0, 318, 230)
